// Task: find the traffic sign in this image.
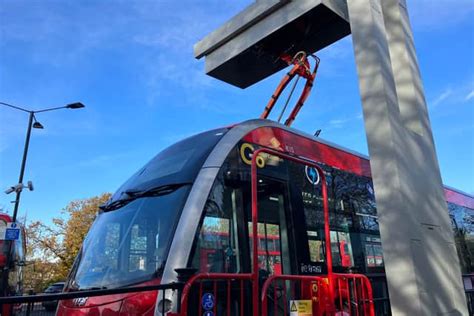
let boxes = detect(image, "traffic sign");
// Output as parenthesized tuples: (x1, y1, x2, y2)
(0, 222, 20, 240)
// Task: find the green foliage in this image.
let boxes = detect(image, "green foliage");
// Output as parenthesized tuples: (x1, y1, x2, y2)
(24, 193, 111, 292)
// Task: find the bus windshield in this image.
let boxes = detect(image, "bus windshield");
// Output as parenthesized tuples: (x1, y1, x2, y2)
(68, 128, 228, 290)
(69, 185, 190, 290)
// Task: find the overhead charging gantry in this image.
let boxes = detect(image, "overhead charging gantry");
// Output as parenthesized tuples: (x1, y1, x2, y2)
(193, 1, 468, 315)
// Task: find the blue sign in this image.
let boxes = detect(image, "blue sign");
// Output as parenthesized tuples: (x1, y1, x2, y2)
(5, 228, 20, 240)
(201, 293, 215, 311)
(203, 312, 214, 316)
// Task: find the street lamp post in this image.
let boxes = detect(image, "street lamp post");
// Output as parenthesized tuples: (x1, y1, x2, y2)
(0, 101, 85, 223)
(12, 111, 34, 224)
(0, 101, 85, 300)
(0, 101, 85, 303)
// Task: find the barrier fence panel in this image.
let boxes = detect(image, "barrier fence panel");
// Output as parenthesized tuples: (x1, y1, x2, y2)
(170, 272, 375, 316)
(261, 275, 327, 316)
(261, 274, 375, 316)
(171, 273, 254, 316)
(333, 274, 374, 316)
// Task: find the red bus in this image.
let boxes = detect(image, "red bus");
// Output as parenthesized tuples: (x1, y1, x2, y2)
(56, 120, 472, 316)
(0, 213, 26, 316)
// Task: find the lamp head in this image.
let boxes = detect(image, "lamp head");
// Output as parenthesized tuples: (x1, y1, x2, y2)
(32, 121, 44, 129)
(66, 102, 85, 109)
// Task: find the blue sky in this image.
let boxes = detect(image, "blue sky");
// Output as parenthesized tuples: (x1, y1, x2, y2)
(0, 0, 473, 224)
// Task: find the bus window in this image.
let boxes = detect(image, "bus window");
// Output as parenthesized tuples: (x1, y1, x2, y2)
(365, 244, 376, 267)
(307, 231, 324, 263)
(247, 178, 289, 277)
(330, 231, 354, 268)
(259, 238, 266, 251)
(191, 174, 240, 274)
(274, 238, 280, 253)
(198, 217, 232, 272)
(374, 244, 384, 267)
(249, 223, 282, 275)
(364, 239, 384, 268)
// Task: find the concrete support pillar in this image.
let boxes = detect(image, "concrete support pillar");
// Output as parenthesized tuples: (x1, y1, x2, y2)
(347, 0, 467, 315)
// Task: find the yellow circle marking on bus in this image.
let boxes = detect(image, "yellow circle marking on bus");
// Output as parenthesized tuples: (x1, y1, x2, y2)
(256, 155, 265, 168)
(240, 143, 265, 168)
(312, 283, 318, 292)
(240, 143, 254, 165)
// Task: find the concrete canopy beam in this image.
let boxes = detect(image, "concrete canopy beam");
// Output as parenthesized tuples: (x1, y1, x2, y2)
(194, 0, 350, 88)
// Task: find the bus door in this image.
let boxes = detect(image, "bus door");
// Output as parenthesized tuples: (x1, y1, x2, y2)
(256, 156, 334, 315)
(242, 148, 331, 316)
(248, 177, 292, 276)
(247, 175, 294, 315)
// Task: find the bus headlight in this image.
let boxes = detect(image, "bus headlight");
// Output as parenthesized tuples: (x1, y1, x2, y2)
(157, 298, 173, 314)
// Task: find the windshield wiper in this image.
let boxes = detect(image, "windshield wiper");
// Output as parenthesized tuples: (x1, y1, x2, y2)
(99, 196, 134, 212)
(125, 183, 188, 198)
(99, 183, 189, 212)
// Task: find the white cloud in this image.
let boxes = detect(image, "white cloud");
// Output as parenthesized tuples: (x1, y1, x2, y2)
(1, 0, 253, 113)
(431, 89, 453, 107)
(465, 90, 474, 101)
(328, 113, 362, 128)
(429, 81, 474, 108)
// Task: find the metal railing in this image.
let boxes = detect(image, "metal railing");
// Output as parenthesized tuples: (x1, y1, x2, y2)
(169, 272, 375, 316)
(0, 282, 183, 316)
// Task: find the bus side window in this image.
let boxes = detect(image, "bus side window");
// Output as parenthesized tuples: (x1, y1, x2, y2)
(204, 217, 229, 272)
(307, 231, 324, 263)
(190, 180, 240, 274)
(248, 222, 282, 276)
